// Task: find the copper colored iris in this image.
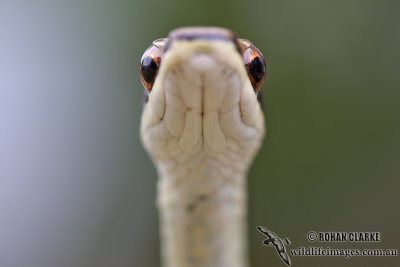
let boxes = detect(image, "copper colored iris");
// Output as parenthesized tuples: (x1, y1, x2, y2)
(238, 39, 267, 93)
(139, 38, 167, 91)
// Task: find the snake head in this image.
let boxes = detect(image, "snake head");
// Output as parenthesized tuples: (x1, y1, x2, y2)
(140, 27, 266, 183)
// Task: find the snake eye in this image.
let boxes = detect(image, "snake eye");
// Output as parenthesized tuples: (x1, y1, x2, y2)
(238, 39, 267, 93)
(140, 38, 167, 92)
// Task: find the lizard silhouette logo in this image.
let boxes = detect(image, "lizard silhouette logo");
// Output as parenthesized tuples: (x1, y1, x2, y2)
(257, 226, 292, 266)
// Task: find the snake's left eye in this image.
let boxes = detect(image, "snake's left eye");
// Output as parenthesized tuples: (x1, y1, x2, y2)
(140, 38, 167, 92)
(238, 39, 267, 93)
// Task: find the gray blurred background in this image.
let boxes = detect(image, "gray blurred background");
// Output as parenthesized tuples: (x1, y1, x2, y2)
(0, 0, 399, 266)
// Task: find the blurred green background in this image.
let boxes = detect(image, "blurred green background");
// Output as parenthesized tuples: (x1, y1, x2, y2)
(0, 0, 399, 267)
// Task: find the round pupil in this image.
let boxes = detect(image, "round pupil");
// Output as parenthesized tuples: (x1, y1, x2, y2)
(141, 56, 158, 83)
(249, 57, 265, 83)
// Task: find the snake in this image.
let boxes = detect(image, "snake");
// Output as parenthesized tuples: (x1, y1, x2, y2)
(139, 27, 266, 267)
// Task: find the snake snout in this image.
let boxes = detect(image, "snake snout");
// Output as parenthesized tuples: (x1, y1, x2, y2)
(188, 53, 216, 72)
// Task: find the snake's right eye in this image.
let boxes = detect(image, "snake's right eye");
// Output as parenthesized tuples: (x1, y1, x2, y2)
(139, 38, 167, 92)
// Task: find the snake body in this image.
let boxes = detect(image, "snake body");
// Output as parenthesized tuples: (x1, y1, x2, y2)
(140, 27, 265, 267)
